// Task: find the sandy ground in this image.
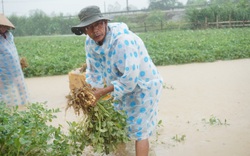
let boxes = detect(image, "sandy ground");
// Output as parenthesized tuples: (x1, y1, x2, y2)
(25, 59, 250, 156)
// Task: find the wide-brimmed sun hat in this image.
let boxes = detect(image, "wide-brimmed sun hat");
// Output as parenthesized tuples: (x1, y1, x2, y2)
(0, 13, 15, 29)
(71, 5, 110, 35)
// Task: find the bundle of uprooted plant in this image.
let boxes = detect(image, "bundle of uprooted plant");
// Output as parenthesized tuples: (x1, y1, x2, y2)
(66, 83, 96, 116)
(20, 57, 28, 70)
(66, 83, 130, 155)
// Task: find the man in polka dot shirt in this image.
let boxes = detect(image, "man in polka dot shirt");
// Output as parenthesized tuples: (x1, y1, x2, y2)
(72, 6, 163, 156)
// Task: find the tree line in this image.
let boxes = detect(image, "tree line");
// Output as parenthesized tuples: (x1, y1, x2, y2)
(9, 11, 79, 36)
(186, 0, 250, 28)
(8, 0, 250, 36)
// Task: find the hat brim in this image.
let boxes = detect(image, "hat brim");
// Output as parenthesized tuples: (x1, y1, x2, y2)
(0, 14, 15, 29)
(71, 15, 110, 35)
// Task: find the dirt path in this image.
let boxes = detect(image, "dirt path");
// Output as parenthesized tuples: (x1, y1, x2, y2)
(25, 59, 250, 156)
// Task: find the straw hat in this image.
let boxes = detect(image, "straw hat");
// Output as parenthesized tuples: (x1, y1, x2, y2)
(0, 13, 15, 29)
(71, 6, 110, 35)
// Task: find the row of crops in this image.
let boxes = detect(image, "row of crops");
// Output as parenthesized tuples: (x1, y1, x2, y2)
(15, 28, 250, 78)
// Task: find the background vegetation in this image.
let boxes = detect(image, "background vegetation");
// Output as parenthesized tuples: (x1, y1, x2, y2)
(16, 28, 250, 78)
(5, 0, 250, 78)
(186, 0, 250, 28)
(7, 0, 250, 36)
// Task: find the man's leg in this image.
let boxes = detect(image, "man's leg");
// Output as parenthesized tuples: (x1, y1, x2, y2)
(135, 138, 149, 156)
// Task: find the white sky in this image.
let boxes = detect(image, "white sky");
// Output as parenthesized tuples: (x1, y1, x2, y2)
(1, 0, 188, 16)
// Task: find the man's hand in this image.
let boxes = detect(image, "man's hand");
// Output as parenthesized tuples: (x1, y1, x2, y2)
(92, 87, 104, 104)
(91, 85, 114, 106)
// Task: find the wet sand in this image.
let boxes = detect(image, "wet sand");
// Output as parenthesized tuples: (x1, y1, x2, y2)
(25, 59, 250, 156)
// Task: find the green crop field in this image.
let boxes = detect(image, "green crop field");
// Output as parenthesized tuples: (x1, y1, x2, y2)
(15, 28, 250, 78)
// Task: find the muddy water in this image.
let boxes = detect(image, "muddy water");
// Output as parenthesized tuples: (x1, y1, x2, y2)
(25, 59, 250, 156)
